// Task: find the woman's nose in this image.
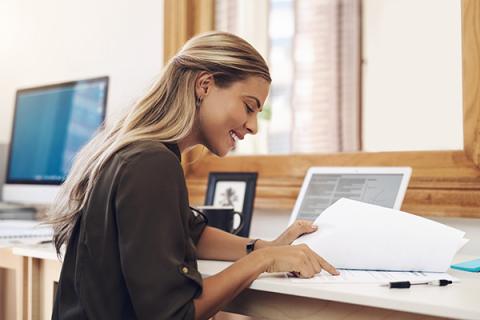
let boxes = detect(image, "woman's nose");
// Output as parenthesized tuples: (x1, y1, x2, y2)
(245, 115, 258, 135)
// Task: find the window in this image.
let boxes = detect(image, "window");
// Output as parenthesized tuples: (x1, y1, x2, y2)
(215, 0, 361, 154)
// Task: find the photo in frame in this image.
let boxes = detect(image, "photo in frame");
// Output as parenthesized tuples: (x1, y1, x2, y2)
(204, 172, 258, 237)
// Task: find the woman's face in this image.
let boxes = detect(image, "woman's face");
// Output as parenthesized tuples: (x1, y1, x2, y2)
(196, 75, 270, 157)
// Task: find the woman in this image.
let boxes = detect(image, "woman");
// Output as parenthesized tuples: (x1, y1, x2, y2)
(49, 31, 338, 320)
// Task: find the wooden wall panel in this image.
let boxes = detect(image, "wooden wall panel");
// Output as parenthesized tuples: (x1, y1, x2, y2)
(186, 151, 480, 179)
(462, 0, 480, 166)
(163, 0, 190, 62)
(163, 0, 215, 61)
(186, 151, 480, 217)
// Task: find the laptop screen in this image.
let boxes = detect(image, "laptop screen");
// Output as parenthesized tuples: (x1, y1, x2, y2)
(296, 173, 404, 221)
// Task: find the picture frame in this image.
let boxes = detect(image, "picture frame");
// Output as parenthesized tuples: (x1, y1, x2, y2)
(204, 172, 258, 237)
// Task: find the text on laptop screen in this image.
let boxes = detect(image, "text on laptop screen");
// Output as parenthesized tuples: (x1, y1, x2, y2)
(297, 174, 404, 221)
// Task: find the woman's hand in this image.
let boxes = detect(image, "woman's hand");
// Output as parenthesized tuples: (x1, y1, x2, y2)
(258, 244, 339, 278)
(267, 220, 318, 247)
(252, 220, 338, 278)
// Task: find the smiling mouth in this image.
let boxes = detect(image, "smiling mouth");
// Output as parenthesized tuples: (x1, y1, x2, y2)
(229, 130, 240, 144)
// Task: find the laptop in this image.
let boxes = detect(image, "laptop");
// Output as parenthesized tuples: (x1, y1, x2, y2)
(288, 167, 412, 225)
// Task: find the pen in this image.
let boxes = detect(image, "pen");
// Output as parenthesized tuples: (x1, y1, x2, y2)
(386, 279, 453, 288)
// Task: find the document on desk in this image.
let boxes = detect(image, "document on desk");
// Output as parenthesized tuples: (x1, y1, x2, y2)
(289, 269, 458, 284)
(0, 220, 53, 245)
(292, 198, 468, 273)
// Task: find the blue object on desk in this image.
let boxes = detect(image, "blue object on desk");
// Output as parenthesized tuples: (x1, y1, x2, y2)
(451, 258, 480, 272)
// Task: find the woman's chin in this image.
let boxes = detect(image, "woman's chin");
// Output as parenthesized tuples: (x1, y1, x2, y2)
(204, 143, 230, 157)
(203, 137, 235, 157)
(219, 142, 235, 157)
(216, 147, 230, 157)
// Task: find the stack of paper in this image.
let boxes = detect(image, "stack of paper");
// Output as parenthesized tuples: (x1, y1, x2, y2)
(293, 198, 468, 273)
(0, 220, 53, 245)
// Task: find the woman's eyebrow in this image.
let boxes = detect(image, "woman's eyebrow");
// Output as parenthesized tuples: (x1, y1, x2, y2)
(244, 95, 262, 111)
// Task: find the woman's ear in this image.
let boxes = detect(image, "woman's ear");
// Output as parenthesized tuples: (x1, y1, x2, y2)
(195, 72, 213, 98)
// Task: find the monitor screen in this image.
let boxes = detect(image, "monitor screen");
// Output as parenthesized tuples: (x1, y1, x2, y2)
(6, 77, 108, 185)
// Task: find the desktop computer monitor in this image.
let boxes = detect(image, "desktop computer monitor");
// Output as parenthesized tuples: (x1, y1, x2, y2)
(3, 77, 108, 204)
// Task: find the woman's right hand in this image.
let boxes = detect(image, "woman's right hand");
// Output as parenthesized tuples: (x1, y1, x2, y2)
(260, 244, 339, 278)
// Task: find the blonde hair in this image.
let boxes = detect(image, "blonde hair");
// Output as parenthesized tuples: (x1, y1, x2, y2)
(48, 31, 271, 254)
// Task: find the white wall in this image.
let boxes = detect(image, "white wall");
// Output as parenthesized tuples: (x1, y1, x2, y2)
(362, 0, 463, 151)
(0, 0, 165, 144)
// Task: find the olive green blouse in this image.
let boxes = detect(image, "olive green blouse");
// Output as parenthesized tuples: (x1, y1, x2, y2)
(52, 141, 207, 319)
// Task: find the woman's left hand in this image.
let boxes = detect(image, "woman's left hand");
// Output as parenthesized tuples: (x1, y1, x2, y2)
(259, 220, 318, 248)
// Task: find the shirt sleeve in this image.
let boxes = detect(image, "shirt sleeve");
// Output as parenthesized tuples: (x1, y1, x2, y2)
(115, 150, 201, 320)
(188, 208, 207, 245)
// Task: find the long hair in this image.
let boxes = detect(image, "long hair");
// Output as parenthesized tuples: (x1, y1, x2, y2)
(48, 31, 271, 254)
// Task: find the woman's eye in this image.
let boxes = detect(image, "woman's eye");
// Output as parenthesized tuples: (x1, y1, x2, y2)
(245, 104, 254, 113)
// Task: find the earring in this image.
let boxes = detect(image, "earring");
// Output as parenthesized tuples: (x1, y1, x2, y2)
(195, 96, 202, 108)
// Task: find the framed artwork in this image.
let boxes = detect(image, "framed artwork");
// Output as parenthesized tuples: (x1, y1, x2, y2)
(204, 172, 258, 237)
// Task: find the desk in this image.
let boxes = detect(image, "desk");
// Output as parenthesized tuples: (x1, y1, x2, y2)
(2, 245, 479, 320)
(199, 259, 480, 320)
(0, 246, 27, 320)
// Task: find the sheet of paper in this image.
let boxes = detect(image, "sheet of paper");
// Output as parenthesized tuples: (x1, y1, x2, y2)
(293, 198, 467, 272)
(290, 269, 459, 284)
(0, 220, 53, 245)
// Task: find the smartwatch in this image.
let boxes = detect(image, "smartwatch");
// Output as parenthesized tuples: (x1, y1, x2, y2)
(246, 239, 259, 254)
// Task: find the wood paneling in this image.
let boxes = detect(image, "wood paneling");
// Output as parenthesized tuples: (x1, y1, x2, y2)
(186, 150, 480, 217)
(163, 0, 189, 62)
(163, 0, 214, 62)
(0, 249, 27, 320)
(462, 0, 480, 166)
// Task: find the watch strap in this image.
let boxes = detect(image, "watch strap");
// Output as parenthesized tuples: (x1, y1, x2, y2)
(246, 239, 259, 254)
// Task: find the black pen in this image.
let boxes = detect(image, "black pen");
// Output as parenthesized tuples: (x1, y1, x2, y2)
(385, 279, 453, 288)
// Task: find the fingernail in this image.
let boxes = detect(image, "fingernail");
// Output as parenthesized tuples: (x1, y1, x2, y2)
(311, 225, 318, 229)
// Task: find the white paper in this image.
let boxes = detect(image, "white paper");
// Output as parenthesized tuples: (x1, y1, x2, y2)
(0, 220, 53, 245)
(293, 198, 467, 272)
(290, 269, 458, 284)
